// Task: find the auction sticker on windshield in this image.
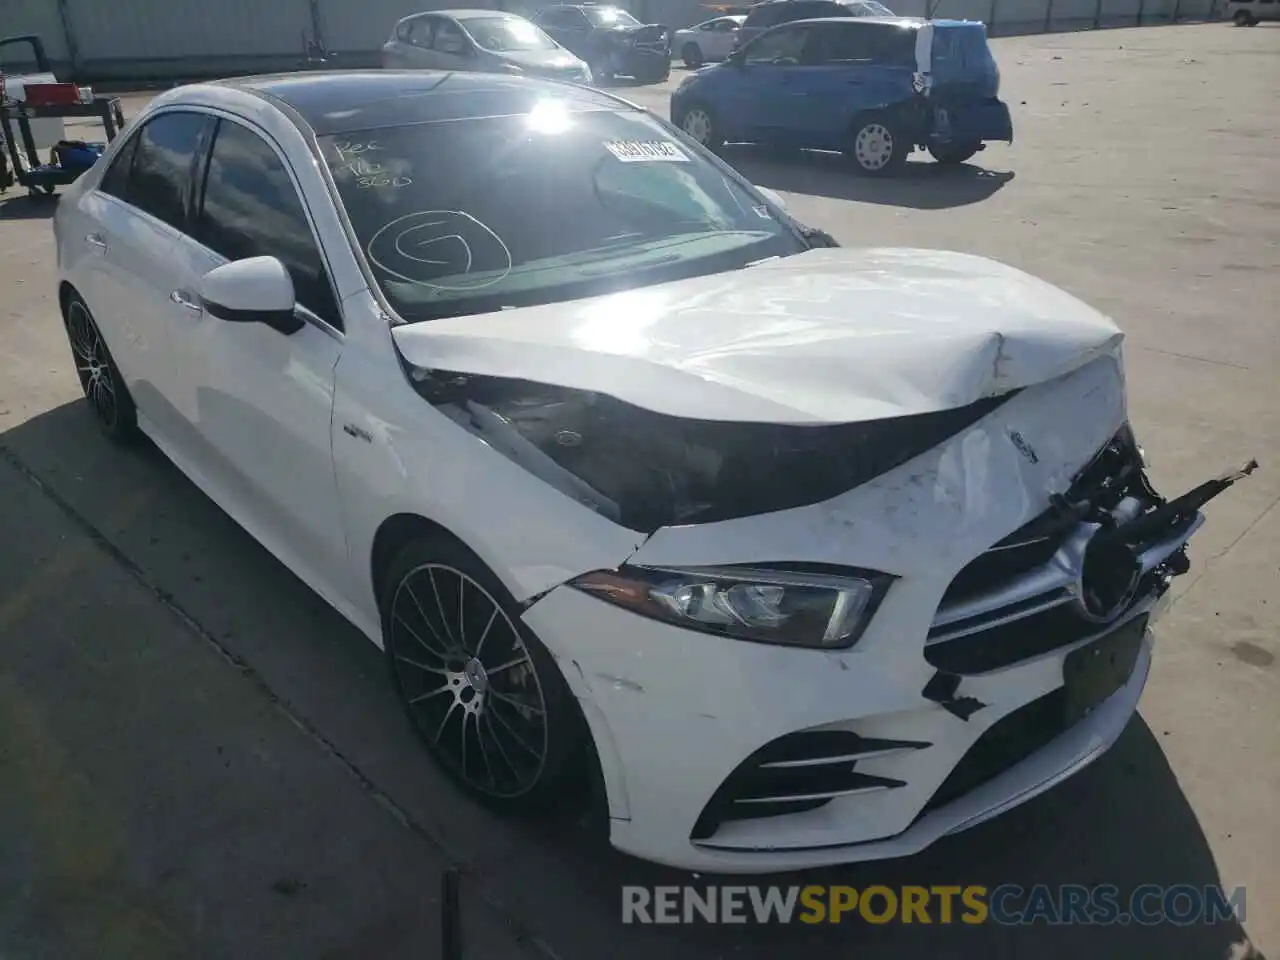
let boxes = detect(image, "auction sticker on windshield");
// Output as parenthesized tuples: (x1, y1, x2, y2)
(604, 139, 690, 162)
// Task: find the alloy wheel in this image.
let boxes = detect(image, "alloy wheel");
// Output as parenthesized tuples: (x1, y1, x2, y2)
(854, 122, 895, 172)
(389, 562, 550, 798)
(66, 300, 118, 430)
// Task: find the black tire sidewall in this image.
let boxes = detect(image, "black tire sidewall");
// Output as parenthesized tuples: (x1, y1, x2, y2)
(682, 43, 703, 68)
(378, 533, 588, 814)
(928, 140, 981, 165)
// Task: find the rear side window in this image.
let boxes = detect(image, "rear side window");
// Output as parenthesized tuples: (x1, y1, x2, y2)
(100, 111, 210, 230)
(789, 0, 844, 18)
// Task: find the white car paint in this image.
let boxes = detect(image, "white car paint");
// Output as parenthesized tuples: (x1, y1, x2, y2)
(53, 76, 1221, 873)
(672, 16, 745, 64)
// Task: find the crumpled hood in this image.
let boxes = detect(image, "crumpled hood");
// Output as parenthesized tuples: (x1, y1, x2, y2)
(390, 247, 1124, 424)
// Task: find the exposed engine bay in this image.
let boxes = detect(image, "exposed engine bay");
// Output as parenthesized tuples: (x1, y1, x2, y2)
(408, 366, 1016, 533)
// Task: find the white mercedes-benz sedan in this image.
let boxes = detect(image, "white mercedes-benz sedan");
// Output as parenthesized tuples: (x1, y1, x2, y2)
(53, 71, 1252, 872)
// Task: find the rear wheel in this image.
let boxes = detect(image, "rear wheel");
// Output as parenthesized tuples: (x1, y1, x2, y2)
(928, 139, 981, 165)
(678, 101, 724, 152)
(62, 293, 139, 442)
(682, 43, 704, 68)
(847, 112, 908, 176)
(380, 534, 589, 813)
(1232, 9, 1257, 24)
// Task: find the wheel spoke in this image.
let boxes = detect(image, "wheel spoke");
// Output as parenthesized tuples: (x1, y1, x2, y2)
(394, 612, 450, 661)
(486, 698, 541, 756)
(475, 711, 498, 786)
(485, 654, 531, 675)
(483, 708, 526, 770)
(456, 572, 467, 652)
(427, 568, 456, 646)
(474, 607, 498, 657)
(395, 652, 450, 675)
(408, 684, 452, 705)
(460, 710, 470, 776)
(489, 689, 545, 716)
(432, 699, 459, 744)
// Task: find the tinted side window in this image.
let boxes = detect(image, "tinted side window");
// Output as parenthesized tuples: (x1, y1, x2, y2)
(819, 23, 878, 61)
(869, 25, 918, 66)
(744, 24, 808, 63)
(745, 4, 784, 27)
(409, 17, 435, 46)
(193, 120, 341, 329)
(122, 112, 209, 229)
(97, 132, 140, 200)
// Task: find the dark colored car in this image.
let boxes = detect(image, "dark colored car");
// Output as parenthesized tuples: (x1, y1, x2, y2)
(734, 0, 894, 48)
(532, 4, 671, 83)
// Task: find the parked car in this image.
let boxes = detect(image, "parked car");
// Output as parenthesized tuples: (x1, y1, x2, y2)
(671, 17, 1013, 174)
(673, 15, 746, 68)
(53, 70, 1248, 873)
(382, 10, 592, 83)
(532, 4, 671, 82)
(734, 0, 893, 49)
(1225, 0, 1279, 24)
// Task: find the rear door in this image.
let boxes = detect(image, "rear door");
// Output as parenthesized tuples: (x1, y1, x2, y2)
(427, 18, 477, 71)
(703, 18, 743, 60)
(76, 110, 214, 436)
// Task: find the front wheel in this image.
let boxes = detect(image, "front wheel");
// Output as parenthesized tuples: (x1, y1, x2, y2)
(1232, 9, 1257, 24)
(380, 534, 589, 813)
(682, 43, 704, 68)
(677, 101, 724, 152)
(847, 113, 909, 176)
(928, 139, 981, 165)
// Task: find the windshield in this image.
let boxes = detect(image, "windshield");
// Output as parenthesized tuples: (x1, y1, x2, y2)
(583, 6, 642, 26)
(464, 16, 559, 52)
(321, 105, 804, 322)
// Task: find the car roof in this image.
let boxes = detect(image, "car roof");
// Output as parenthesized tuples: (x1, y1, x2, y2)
(406, 8, 525, 19)
(215, 70, 631, 136)
(793, 15, 925, 24)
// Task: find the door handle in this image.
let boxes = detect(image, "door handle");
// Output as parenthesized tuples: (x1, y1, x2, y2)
(85, 232, 107, 250)
(169, 289, 203, 313)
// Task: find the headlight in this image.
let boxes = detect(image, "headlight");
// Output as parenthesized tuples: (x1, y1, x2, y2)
(570, 565, 893, 649)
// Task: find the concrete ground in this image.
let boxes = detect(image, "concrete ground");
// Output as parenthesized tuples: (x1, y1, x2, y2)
(1, 23, 1276, 960)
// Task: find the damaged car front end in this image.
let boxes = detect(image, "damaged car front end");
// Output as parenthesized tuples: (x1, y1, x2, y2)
(389, 254, 1254, 871)
(306, 83, 1253, 871)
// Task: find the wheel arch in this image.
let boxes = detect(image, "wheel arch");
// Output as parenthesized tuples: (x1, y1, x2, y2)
(368, 510, 623, 819)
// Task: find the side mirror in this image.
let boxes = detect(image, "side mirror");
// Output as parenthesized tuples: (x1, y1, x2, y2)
(754, 185, 786, 211)
(199, 256, 304, 335)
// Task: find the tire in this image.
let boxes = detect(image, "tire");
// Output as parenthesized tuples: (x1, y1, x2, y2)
(682, 43, 704, 68)
(846, 112, 909, 176)
(589, 53, 613, 83)
(380, 533, 589, 814)
(928, 139, 981, 165)
(677, 100, 724, 152)
(1232, 9, 1256, 24)
(62, 292, 140, 443)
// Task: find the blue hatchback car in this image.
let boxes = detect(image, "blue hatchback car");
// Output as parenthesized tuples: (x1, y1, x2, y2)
(670, 17, 1013, 175)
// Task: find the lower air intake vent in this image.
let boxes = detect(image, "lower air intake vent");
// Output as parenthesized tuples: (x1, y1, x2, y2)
(691, 731, 927, 842)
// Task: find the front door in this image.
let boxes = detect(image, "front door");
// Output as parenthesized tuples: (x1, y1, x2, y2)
(724, 24, 814, 143)
(169, 115, 350, 595)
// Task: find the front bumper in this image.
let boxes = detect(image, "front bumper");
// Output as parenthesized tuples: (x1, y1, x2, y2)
(521, 355, 1205, 872)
